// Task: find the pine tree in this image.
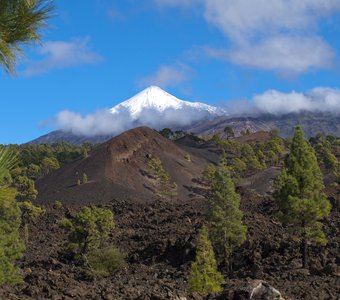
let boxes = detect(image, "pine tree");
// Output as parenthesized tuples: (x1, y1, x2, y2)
(18, 201, 44, 243)
(241, 144, 263, 175)
(188, 226, 224, 295)
(15, 175, 38, 201)
(0, 188, 25, 284)
(0, 0, 54, 74)
(208, 163, 247, 270)
(60, 206, 115, 256)
(274, 126, 331, 268)
(223, 126, 234, 139)
(0, 147, 17, 181)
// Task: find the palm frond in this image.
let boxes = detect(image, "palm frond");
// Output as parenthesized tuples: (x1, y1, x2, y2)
(0, 0, 54, 74)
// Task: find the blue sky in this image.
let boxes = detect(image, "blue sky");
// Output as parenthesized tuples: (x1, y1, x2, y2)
(1, 0, 340, 144)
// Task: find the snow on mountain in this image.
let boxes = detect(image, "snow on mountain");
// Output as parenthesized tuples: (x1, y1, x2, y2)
(49, 86, 224, 139)
(110, 86, 221, 119)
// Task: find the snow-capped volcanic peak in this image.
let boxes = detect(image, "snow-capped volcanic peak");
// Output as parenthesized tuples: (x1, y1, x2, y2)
(110, 86, 220, 118)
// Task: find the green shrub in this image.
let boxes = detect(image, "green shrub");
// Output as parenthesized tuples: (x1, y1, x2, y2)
(184, 154, 191, 162)
(148, 158, 177, 197)
(203, 164, 216, 185)
(0, 188, 25, 284)
(60, 206, 115, 256)
(188, 226, 224, 294)
(18, 201, 44, 243)
(330, 182, 338, 188)
(54, 200, 62, 209)
(88, 246, 125, 277)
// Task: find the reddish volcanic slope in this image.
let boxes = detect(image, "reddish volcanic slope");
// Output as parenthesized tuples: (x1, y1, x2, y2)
(36, 127, 209, 205)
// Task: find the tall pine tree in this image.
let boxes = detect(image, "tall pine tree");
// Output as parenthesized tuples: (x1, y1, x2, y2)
(274, 126, 331, 268)
(208, 163, 247, 270)
(0, 188, 25, 284)
(188, 226, 224, 294)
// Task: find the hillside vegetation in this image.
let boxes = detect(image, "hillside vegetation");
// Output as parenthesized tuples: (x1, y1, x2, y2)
(0, 127, 339, 299)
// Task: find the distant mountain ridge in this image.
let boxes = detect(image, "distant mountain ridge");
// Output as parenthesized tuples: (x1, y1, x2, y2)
(30, 111, 340, 145)
(189, 112, 340, 138)
(29, 87, 340, 144)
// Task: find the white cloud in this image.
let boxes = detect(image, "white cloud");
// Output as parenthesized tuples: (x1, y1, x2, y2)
(54, 104, 214, 136)
(21, 37, 102, 76)
(156, 0, 340, 75)
(253, 87, 340, 115)
(207, 36, 334, 75)
(55, 109, 131, 136)
(203, 0, 340, 74)
(53, 86, 340, 137)
(204, 0, 340, 41)
(137, 63, 192, 88)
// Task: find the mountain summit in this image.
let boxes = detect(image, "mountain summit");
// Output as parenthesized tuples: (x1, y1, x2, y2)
(29, 87, 222, 144)
(110, 86, 221, 119)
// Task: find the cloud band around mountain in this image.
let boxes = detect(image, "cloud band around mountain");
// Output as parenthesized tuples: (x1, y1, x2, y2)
(51, 86, 340, 137)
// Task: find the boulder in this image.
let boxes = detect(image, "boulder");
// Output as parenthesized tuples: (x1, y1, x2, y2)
(218, 280, 285, 300)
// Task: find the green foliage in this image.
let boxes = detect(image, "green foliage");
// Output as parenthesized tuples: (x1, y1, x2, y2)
(274, 127, 331, 266)
(227, 158, 247, 184)
(77, 179, 81, 186)
(41, 156, 60, 176)
(14, 175, 38, 201)
(203, 164, 216, 184)
(188, 226, 224, 295)
(255, 149, 267, 170)
(241, 144, 263, 173)
(211, 133, 221, 145)
(26, 163, 41, 180)
(18, 201, 44, 225)
(159, 128, 173, 139)
(54, 200, 62, 209)
(323, 150, 338, 172)
(266, 150, 279, 165)
(0, 188, 25, 284)
(60, 206, 115, 256)
(309, 133, 340, 181)
(3, 142, 95, 181)
(0, 147, 17, 183)
(214, 134, 284, 183)
(18, 201, 44, 243)
(148, 158, 170, 185)
(0, 0, 54, 74)
(148, 158, 177, 197)
(266, 137, 284, 156)
(207, 164, 247, 266)
(87, 246, 125, 277)
(223, 126, 234, 139)
(184, 153, 191, 162)
(174, 130, 187, 139)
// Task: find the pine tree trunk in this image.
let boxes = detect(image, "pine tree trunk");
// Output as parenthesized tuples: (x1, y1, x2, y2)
(229, 253, 233, 273)
(301, 237, 308, 268)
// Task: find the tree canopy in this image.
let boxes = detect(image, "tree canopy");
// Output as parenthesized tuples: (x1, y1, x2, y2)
(188, 226, 224, 294)
(208, 162, 247, 268)
(0, 0, 54, 74)
(274, 126, 331, 267)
